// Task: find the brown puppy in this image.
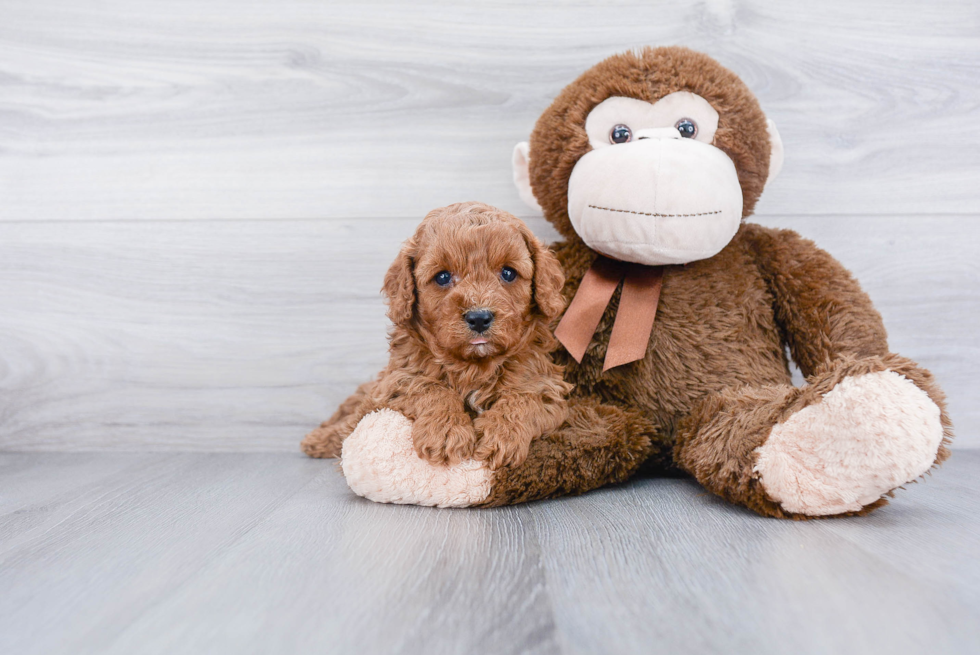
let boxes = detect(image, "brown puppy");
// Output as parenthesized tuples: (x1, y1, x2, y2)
(301, 202, 572, 470)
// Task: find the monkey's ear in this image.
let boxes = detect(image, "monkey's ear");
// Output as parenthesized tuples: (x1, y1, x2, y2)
(382, 244, 415, 326)
(765, 118, 784, 188)
(512, 142, 543, 213)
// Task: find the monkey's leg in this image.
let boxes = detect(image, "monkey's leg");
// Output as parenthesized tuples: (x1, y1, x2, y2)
(476, 396, 664, 507)
(338, 395, 663, 507)
(673, 354, 952, 519)
(301, 380, 377, 459)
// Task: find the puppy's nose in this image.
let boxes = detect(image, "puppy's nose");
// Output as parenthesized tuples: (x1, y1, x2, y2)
(464, 309, 494, 334)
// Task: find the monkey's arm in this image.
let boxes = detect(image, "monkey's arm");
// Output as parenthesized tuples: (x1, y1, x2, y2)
(744, 222, 950, 454)
(741, 223, 889, 373)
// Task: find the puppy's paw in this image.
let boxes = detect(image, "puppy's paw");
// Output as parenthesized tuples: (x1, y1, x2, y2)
(412, 415, 477, 467)
(474, 415, 531, 470)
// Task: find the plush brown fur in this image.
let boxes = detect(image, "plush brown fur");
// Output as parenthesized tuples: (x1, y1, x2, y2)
(478, 396, 658, 507)
(475, 46, 952, 516)
(301, 202, 572, 470)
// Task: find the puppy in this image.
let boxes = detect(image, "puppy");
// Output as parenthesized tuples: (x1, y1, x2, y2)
(301, 202, 572, 470)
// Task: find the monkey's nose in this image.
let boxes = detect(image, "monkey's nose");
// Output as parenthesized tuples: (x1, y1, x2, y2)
(464, 309, 494, 334)
(636, 127, 682, 140)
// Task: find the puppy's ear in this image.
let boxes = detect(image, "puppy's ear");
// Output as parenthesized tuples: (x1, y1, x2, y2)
(520, 227, 565, 320)
(382, 241, 416, 326)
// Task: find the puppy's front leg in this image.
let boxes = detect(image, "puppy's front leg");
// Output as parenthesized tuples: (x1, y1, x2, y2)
(475, 393, 568, 470)
(391, 387, 477, 467)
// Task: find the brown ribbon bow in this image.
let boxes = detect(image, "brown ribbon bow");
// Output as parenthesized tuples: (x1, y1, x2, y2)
(554, 256, 664, 372)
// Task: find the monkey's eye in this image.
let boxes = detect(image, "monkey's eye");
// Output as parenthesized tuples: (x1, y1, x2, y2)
(609, 124, 632, 144)
(434, 270, 453, 287)
(675, 118, 698, 139)
(500, 266, 518, 283)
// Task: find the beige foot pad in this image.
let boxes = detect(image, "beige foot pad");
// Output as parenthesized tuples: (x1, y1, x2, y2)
(340, 409, 492, 508)
(754, 371, 944, 516)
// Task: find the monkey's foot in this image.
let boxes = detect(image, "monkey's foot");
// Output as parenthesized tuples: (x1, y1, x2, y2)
(753, 370, 944, 516)
(341, 409, 492, 508)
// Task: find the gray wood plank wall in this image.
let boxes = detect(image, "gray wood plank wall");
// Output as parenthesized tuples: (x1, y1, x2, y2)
(1, 1, 978, 450)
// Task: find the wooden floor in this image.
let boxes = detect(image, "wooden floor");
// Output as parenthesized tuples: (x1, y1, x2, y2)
(1, 451, 978, 655)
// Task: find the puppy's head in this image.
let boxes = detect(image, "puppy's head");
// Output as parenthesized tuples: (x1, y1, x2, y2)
(383, 202, 564, 361)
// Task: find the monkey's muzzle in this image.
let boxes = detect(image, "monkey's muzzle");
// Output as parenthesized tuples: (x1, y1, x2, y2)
(567, 137, 743, 266)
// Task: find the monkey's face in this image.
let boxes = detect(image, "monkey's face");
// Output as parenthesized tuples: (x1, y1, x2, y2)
(513, 47, 784, 267)
(566, 92, 744, 265)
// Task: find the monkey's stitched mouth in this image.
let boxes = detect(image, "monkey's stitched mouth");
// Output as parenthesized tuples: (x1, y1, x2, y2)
(587, 204, 722, 218)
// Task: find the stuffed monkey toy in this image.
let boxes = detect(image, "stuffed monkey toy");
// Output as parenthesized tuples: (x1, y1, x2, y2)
(310, 46, 952, 518)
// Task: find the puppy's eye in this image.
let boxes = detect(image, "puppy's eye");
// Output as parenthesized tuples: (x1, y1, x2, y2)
(434, 270, 452, 287)
(609, 124, 632, 144)
(500, 266, 518, 283)
(675, 118, 698, 139)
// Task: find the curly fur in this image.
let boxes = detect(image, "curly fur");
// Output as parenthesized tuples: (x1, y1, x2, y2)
(301, 202, 572, 470)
